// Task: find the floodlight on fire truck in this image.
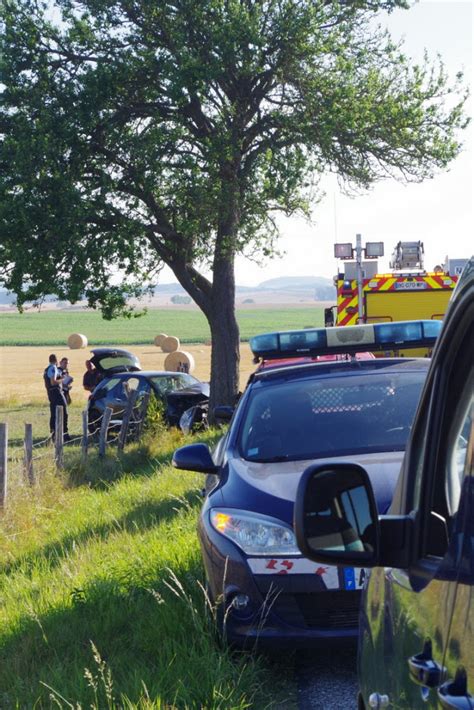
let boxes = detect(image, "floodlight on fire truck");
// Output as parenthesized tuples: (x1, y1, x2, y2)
(334, 243, 353, 259)
(365, 242, 384, 258)
(250, 320, 442, 361)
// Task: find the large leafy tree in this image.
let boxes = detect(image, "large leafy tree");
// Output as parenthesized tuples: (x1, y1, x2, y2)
(0, 0, 468, 410)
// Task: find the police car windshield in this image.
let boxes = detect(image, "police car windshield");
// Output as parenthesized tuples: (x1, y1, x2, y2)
(239, 370, 426, 462)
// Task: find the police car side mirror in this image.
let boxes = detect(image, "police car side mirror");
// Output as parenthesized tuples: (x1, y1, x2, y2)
(294, 463, 380, 566)
(172, 443, 219, 475)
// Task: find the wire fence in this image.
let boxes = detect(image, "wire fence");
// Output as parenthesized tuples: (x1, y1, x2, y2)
(0, 390, 151, 508)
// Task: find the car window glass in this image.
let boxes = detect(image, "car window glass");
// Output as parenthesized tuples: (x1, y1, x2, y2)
(99, 378, 121, 393)
(409, 384, 434, 510)
(97, 356, 138, 371)
(239, 370, 426, 462)
(423, 322, 473, 558)
(150, 374, 197, 393)
(446, 391, 473, 518)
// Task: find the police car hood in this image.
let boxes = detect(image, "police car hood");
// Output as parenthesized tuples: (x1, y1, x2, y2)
(228, 451, 404, 515)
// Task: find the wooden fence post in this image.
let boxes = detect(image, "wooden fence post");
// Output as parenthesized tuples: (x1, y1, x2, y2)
(99, 407, 113, 457)
(24, 423, 34, 485)
(0, 423, 7, 509)
(137, 391, 150, 440)
(82, 410, 89, 464)
(118, 390, 138, 451)
(55, 405, 64, 470)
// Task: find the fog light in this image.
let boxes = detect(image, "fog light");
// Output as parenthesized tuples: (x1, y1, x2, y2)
(231, 594, 249, 611)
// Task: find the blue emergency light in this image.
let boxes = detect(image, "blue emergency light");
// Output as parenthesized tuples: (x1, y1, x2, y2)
(250, 320, 442, 360)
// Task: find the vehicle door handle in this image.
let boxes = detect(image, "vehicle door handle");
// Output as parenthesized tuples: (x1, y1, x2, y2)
(408, 639, 445, 688)
(438, 667, 473, 709)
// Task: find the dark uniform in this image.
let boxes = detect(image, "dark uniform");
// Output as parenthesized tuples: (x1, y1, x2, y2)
(44, 364, 69, 436)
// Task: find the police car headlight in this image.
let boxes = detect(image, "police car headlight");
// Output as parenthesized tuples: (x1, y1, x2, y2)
(210, 509, 300, 555)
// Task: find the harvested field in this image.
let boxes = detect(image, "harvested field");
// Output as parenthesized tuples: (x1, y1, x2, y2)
(0, 343, 257, 404)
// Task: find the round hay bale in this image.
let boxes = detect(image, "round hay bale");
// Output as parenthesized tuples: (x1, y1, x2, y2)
(161, 335, 180, 353)
(164, 350, 195, 373)
(67, 333, 88, 349)
(154, 333, 168, 347)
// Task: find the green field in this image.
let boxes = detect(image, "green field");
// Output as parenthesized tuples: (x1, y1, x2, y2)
(0, 307, 324, 346)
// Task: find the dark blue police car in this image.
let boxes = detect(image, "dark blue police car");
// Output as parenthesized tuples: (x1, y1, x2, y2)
(173, 321, 441, 647)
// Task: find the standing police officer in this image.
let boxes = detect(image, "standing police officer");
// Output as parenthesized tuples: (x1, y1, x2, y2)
(44, 354, 70, 440)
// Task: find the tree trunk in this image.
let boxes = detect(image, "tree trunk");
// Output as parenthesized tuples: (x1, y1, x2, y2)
(207, 255, 240, 418)
(169, 162, 242, 420)
(206, 157, 242, 419)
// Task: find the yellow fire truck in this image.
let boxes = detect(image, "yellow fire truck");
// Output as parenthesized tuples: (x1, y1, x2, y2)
(329, 241, 467, 356)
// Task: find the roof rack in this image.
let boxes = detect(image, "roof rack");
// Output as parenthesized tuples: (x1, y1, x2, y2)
(250, 320, 442, 361)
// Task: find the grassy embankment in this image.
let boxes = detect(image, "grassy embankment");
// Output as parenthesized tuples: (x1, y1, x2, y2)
(0, 305, 311, 705)
(0, 425, 294, 708)
(0, 307, 324, 346)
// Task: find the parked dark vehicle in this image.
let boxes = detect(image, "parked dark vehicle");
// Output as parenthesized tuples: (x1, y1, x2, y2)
(86, 348, 209, 432)
(294, 258, 473, 707)
(172, 320, 441, 648)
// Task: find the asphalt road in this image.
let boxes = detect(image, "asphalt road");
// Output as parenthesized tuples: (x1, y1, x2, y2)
(296, 647, 358, 709)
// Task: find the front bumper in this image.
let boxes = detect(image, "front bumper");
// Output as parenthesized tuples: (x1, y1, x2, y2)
(199, 516, 362, 648)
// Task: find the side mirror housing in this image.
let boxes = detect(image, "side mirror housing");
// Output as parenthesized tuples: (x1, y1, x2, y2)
(172, 443, 219, 474)
(294, 463, 380, 566)
(213, 405, 234, 422)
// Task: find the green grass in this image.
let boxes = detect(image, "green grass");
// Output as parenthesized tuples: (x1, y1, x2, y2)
(0, 307, 323, 346)
(0, 400, 84, 453)
(0, 426, 295, 708)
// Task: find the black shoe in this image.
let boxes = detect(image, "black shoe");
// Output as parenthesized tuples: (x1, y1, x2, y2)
(64, 433, 72, 442)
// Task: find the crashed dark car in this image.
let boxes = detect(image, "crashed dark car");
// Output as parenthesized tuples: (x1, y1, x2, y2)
(86, 348, 209, 431)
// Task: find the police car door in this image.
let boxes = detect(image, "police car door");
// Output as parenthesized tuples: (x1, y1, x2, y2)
(377, 278, 473, 708)
(436, 383, 473, 709)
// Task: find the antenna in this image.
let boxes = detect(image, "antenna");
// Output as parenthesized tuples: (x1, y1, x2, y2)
(333, 192, 338, 243)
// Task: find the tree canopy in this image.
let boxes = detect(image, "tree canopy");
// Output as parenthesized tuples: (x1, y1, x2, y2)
(0, 0, 469, 407)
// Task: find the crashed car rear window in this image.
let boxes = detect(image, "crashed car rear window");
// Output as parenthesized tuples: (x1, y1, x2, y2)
(97, 356, 138, 371)
(238, 371, 426, 462)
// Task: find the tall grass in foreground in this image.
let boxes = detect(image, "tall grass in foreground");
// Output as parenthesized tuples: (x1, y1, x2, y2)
(0, 430, 293, 708)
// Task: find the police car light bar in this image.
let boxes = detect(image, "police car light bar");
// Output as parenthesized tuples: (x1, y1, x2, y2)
(250, 320, 442, 360)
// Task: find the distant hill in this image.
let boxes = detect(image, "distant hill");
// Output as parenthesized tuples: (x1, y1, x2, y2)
(0, 275, 335, 310)
(257, 276, 335, 300)
(153, 283, 253, 294)
(258, 276, 332, 290)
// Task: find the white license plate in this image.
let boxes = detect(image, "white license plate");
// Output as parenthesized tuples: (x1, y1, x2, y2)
(247, 558, 367, 590)
(247, 558, 339, 587)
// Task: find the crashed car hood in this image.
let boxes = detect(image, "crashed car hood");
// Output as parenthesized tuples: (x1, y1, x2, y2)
(228, 451, 404, 515)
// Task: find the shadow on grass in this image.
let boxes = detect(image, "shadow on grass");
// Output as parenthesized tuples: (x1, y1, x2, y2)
(0, 489, 202, 581)
(0, 562, 219, 708)
(63, 428, 223, 490)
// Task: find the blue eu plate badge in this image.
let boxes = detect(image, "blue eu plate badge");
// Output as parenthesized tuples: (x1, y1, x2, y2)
(344, 567, 367, 590)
